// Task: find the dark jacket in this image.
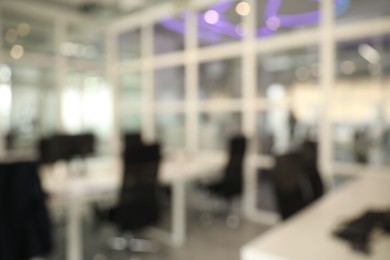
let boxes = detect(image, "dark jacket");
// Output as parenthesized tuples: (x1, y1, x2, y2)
(0, 161, 52, 260)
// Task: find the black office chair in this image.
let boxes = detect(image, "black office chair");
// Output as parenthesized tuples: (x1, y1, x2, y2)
(95, 144, 162, 254)
(199, 135, 247, 227)
(0, 161, 52, 260)
(299, 140, 324, 200)
(123, 133, 143, 152)
(272, 146, 323, 220)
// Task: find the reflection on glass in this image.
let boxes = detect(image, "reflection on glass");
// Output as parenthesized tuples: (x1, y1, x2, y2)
(336, 0, 390, 25)
(154, 17, 185, 55)
(257, 47, 319, 97)
(333, 37, 387, 165)
(199, 58, 241, 99)
(156, 113, 185, 148)
(199, 112, 241, 150)
(2, 11, 55, 55)
(118, 29, 141, 61)
(6, 64, 57, 153)
(154, 66, 185, 101)
(66, 24, 105, 61)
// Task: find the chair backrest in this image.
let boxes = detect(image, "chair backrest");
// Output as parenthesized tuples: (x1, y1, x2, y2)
(116, 144, 161, 231)
(299, 140, 324, 199)
(272, 150, 323, 220)
(38, 133, 96, 164)
(124, 133, 142, 149)
(222, 135, 247, 194)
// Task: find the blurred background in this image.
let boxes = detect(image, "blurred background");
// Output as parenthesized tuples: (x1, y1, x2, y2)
(1, 0, 390, 259)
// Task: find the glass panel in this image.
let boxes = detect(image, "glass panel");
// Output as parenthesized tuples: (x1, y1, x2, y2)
(336, 0, 390, 25)
(155, 113, 185, 149)
(257, 47, 319, 98)
(197, 0, 243, 47)
(63, 71, 112, 155)
(65, 24, 105, 61)
(120, 113, 142, 134)
(199, 112, 241, 150)
(154, 66, 185, 102)
(154, 15, 185, 55)
(118, 28, 141, 61)
(119, 73, 142, 109)
(256, 0, 320, 38)
(118, 73, 142, 135)
(6, 64, 57, 153)
(333, 38, 383, 165)
(199, 58, 241, 99)
(2, 10, 55, 55)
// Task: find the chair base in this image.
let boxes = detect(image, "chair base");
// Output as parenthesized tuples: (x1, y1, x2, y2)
(106, 234, 160, 253)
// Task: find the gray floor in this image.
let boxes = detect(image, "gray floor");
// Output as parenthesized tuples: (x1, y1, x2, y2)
(46, 172, 356, 260)
(47, 183, 272, 260)
(48, 208, 270, 260)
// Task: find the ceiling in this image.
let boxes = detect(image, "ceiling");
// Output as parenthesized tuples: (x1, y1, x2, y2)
(14, 0, 169, 19)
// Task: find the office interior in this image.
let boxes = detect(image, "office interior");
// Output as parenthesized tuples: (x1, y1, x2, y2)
(1, 0, 390, 259)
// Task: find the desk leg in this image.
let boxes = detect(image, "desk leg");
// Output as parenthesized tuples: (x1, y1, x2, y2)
(66, 202, 83, 260)
(171, 180, 186, 247)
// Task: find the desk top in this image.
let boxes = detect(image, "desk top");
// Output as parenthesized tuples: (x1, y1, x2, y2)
(241, 174, 390, 260)
(41, 152, 226, 201)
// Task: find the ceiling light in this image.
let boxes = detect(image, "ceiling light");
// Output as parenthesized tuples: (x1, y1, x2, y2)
(204, 10, 219, 25)
(17, 23, 31, 37)
(10, 45, 24, 60)
(358, 44, 380, 64)
(236, 2, 250, 16)
(266, 16, 281, 31)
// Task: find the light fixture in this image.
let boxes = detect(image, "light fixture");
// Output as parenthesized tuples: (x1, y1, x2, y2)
(358, 44, 380, 64)
(204, 10, 219, 24)
(10, 45, 24, 60)
(266, 16, 281, 31)
(236, 2, 250, 16)
(17, 23, 31, 37)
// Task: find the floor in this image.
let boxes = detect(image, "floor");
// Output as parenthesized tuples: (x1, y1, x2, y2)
(45, 170, 357, 260)
(47, 191, 271, 260)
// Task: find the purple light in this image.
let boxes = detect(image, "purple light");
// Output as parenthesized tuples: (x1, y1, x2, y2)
(159, 0, 351, 43)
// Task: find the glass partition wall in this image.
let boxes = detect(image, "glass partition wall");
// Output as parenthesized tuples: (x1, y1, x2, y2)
(0, 7, 109, 156)
(2, 0, 390, 222)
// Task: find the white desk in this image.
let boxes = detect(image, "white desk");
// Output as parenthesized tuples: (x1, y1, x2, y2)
(42, 152, 226, 260)
(241, 173, 390, 260)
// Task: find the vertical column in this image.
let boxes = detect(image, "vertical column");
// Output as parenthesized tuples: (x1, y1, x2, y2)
(241, 0, 259, 219)
(54, 20, 67, 133)
(319, 0, 335, 187)
(185, 11, 199, 152)
(141, 23, 155, 143)
(106, 30, 120, 156)
(374, 37, 385, 160)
